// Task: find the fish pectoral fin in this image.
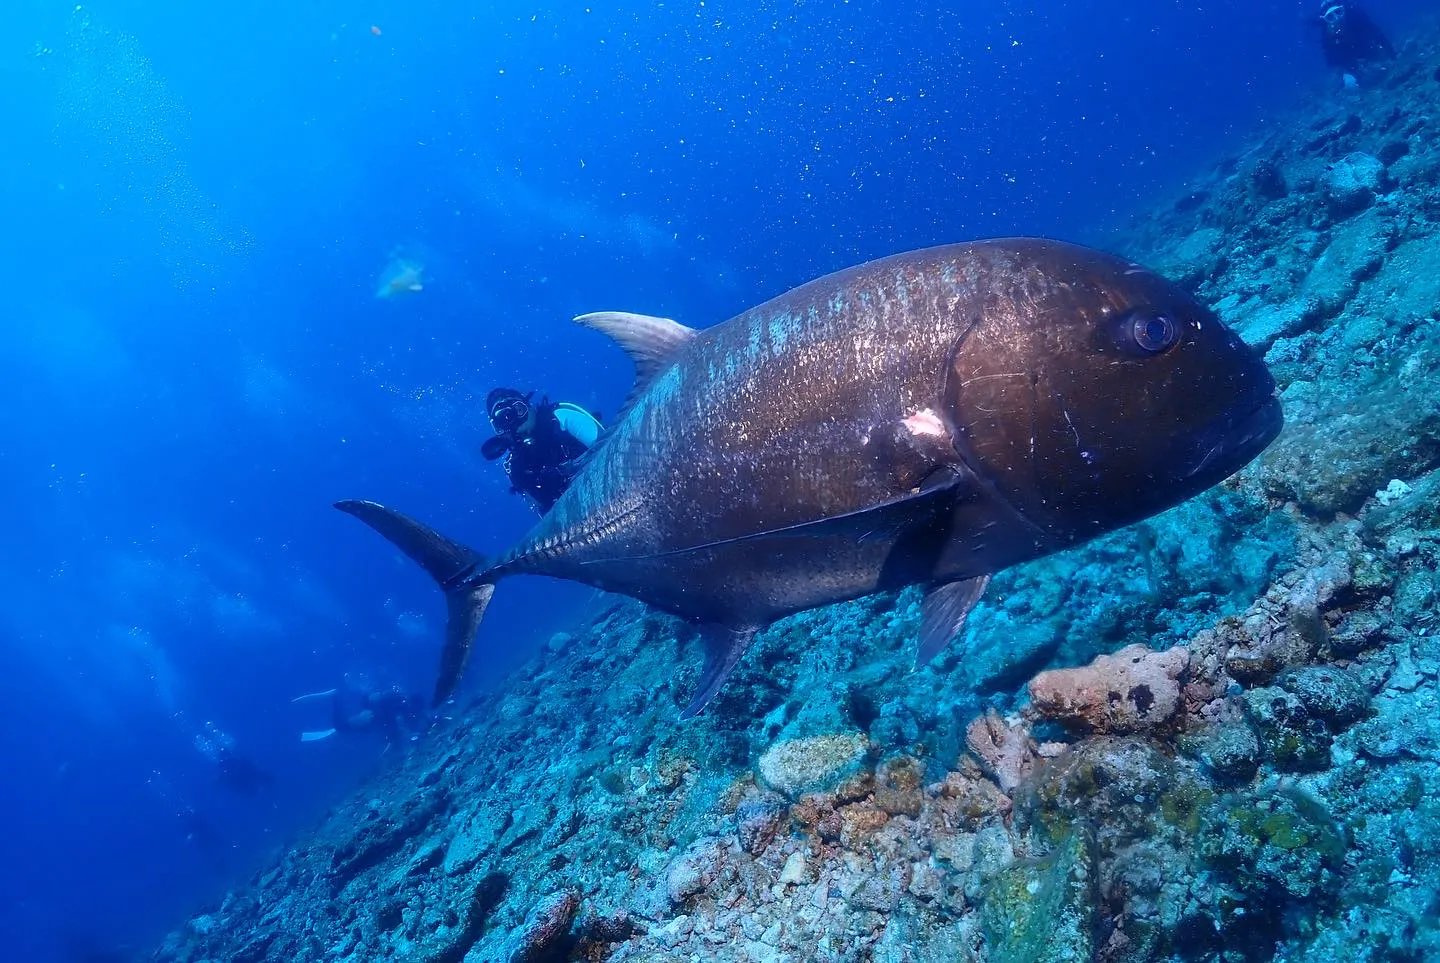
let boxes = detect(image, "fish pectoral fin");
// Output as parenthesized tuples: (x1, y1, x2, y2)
(916, 574, 990, 667)
(851, 465, 969, 543)
(680, 624, 757, 719)
(640, 465, 967, 561)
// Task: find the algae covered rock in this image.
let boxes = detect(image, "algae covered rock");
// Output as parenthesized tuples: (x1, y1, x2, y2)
(732, 794, 788, 855)
(1279, 664, 1371, 728)
(979, 831, 1096, 963)
(1243, 664, 1371, 772)
(965, 711, 1037, 792)
(1324, 151, 1385, 217)
(756, 731, 870, 797)
(1192, 720, 1262, 783)
(664, 837, 728, 905)
(1242, 685, 1334, 771)
(1021, 738, 1204, 857)
(506, 887, 581, 963)
(1199, 786, 1346, 902)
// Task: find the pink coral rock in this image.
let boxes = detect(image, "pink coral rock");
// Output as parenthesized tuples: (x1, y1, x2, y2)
(964, 710, 1037, 792)
(1028, 644, 1191, 734)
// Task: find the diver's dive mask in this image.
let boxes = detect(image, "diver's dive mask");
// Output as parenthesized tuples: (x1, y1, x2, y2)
(489, 396, 532, 433)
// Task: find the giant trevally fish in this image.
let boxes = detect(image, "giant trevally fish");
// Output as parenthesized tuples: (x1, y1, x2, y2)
(337, 238, 1281, 717)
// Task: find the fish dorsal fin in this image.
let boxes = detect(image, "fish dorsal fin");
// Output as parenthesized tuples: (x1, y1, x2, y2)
(576, 311, 698, 416)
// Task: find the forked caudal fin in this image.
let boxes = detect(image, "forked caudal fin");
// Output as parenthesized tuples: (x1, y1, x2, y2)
(334, 499, 494, 706)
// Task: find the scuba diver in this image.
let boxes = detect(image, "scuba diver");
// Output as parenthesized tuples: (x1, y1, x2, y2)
(480, 387, 603, 514)
(291, 681, 426, 744)
(213, 745, 275, 794)
(193, 722, 274, 794)
(1317, 1, 1394, 79)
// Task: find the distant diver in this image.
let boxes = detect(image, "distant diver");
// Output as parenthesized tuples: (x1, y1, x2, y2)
(194, 723, 274, 794)
(480, 387, 603, 514)
(1317, 1, 1394, 80)
(213, 745, 275, 794)
(291, 682, 426, 744)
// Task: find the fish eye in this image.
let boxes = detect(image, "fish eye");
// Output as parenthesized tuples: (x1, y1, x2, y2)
(1127, 310, 1179, 354)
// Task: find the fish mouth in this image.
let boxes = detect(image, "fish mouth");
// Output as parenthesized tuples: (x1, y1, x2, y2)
(1178, 393, 1284, 484)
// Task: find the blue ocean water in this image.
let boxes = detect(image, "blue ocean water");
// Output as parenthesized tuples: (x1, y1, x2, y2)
(0, 1, 1430, 959)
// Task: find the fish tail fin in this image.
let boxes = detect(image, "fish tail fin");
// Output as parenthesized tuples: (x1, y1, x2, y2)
(334, 499, 495, 706)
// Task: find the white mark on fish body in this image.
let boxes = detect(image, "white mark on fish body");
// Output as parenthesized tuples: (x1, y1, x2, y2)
(903, 408, 947, 438)
(1062, 408, 1081, 445)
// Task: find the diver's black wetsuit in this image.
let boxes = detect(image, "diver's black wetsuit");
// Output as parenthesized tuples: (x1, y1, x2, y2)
(496, 400, 592, 513)
(332, 687, 424, 740)
(214, 747, 274, 794)
(1320, 2, 1394, 74)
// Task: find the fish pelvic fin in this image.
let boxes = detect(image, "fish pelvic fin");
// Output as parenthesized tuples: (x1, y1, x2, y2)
(680, 624, 757, 720)
(333, 499, 494, 706)
(916, 575, 991, 667)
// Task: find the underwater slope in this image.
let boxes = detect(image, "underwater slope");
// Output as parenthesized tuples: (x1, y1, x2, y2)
(152, 24, 1440, 963)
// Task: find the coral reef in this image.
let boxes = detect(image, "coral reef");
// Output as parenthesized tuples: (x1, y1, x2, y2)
(151, 23, 1440, 963)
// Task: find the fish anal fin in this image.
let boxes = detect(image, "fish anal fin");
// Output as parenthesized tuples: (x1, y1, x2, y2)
(916, 575, 990, 667)
(681, 625, 757, 719)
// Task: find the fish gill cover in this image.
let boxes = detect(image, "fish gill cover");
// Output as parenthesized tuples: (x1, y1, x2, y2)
(0, 2, 1437, 963)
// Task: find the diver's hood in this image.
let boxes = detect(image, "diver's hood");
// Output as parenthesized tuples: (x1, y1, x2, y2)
(481, 435, 512, 460)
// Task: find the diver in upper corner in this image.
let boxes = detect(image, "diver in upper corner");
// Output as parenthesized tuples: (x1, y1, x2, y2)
(1317, 1, 1394, 83)
(481, 387, 603, 514)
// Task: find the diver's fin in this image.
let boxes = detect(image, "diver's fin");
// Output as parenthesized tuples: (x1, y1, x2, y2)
(576, 312, 698, 422)
(300, 729, 338, 742)
(334, 500, 495, 706)
(681, 625, 757, 720)
(290, 689, 339, 704)
(916, 575, 990, 667)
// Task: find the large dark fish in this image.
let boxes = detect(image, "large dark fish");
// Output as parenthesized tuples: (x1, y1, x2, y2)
(337, 238, 1281, 717)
